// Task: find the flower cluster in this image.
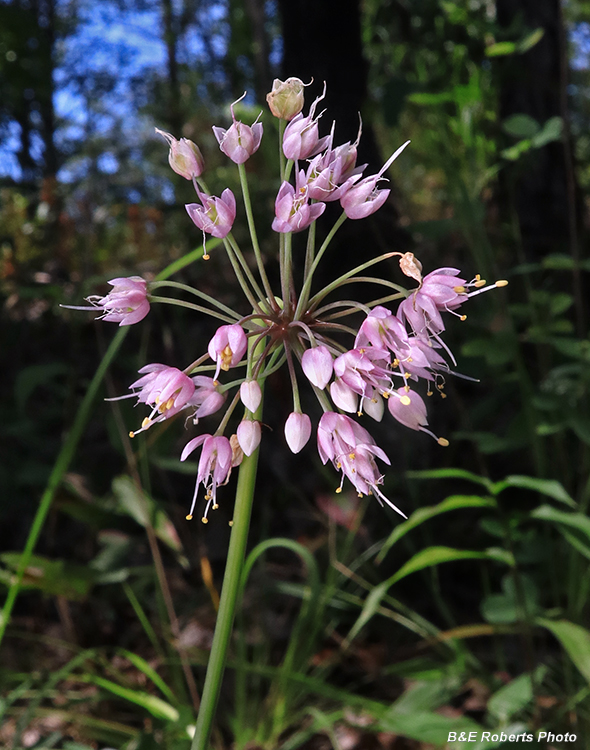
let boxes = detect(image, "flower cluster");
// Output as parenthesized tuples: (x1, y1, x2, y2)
(69, 78, 507, 524)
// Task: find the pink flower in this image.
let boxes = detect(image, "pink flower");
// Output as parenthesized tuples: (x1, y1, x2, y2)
(387, 387, 449, 446)
(317, 412, 405, 516)
(355, 306, 408, 352)
(237, 420, 261, 456)
(190, 376, 226, 420)
(156, 128, 204, 179)
(340, 141, 410, 220)
(186, 188, 236, 239)
(282, 84, 331, 161)
(76, 276, 150, 326)
(113, 364, 196, 435)
(305, 150, 363, 203)
(272, 171, 326, 233)
(284, 412, 312, 453)
(208, 324, 248, 381)
(301, 345, 333, 390)
(212, 94, 263, 164)
(181, 435, 233, 521)
(240, 380, 262, 413)
(333, 347, 392, 400)
(330, 378, 358, 413)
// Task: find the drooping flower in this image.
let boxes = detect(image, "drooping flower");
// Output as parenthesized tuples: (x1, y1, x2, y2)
(272, 170, 326, 233)
(340, 141, 410, 220)
(284, 411, 312, 453)
(387, 387, 449, 446)
(113, 364, 196, 436)
(333, 347, 392, 401)
(181, 435, 233, 521)
(186, 189, 236, 242)
(208, 324, 248, 381)
(213, 93, 263, 164)
(190, 376, 226, 421)
(66, 276, 150, 326)
(156, 128, 205, 179)
(317, 412, 405, 517)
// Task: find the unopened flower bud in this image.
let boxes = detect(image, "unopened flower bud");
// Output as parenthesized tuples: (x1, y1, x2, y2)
(284, 412, 312, 454)
(240, 380, 262, 413)
(302, 345, 333, 390)
(237, 420, 262, 456)
(156, 129, 204, 179)
(266, 77, 305, 121)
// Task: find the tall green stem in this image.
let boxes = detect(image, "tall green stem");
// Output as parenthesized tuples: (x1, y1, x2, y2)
(191, 346, 264, 750)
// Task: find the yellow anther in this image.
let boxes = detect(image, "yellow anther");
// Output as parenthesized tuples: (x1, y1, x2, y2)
(358, 492, 363, 498)
(349, 452, 355, 460)
(453, 285, 466, 293)
(166, 397, 175, 410)
(155, 395, 160, 404)
(392, 358, 399, 367)
(203, 253, 210, 261)
(351, 468, 356, 474)
(186, 514, 193, 521)
(201, 517, 208, 524)
(220, 344, 233, 371)
(400, 395, 411, 406)
(229, 520, 234, 526)
(440, 392, 447, 399)
(438, 437, 450, 447)
(212, 504, 219, 510)
(357, 411, 363, 417)
(404, 384, 410, 392)
(336, 461, 341, 469)
(474, 279, 486, 288)
(142, 417, 151, 428)
(460, 315, 467, 321)
(475, 274, 481, 281)
(407, 357, 413, 363)
(335, 487, 342, 494)
(382, 391, 389, 399)
(495, 279, 508, 287)
(129, 431, 135, 438)
(404, 373, 411, 380)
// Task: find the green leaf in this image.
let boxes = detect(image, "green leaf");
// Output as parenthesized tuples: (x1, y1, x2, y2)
(502, 114, 540, 139)
(531, 116, 562, 147)
(531, 505, 590, 558)
(485, 41, 517, 57)
(406, 468, 494, 493)
(390, 678, 458, 714)
(537, 619, 590, 684)
(494, 476, 576, 508)
(517, 28, 545, 53)
(379, 710, 482, 744)
(377, 495, 496, 563)
(118, 650, 178, 706)
(83, 675, 180, 721)
(0, 553, 96, 600)
(501, 139, 533, 161)
(407, 91, 454, 105)
(487, 667, 546, 721)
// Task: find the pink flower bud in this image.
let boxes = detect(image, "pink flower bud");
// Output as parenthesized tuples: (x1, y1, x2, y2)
(185, 188, 236, 240)
(208, 324, 248, 380)
(240, 380, 262, 412)
(284, 412, 312, 454)
(156, 129, 204, 179)
(301, 346, 333, 390)
(212, 94, 263, 164)
(266, 77, 306, 120)
(237, 420, 262, 456)
(282, 84, 331, 161)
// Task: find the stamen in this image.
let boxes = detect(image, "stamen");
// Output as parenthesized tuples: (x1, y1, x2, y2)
(186, 514, 193, 520)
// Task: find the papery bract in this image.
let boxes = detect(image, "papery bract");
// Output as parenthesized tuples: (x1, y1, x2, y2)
(266, 77, 305, 121)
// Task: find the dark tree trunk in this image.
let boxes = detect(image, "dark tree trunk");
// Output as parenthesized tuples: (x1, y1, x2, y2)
(496, 0, 581, 262)
(277, 0, 409, 281)
(242, 0, 272, 104)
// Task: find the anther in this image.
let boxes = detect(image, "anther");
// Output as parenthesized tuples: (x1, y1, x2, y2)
(142, 417, 150, 428)
(453, 285, 466, 293)
(400, 395, 411, 406)
(495, 280, 508, 287)
(203, 253, 210, 261)
(186, 514, 193, 521)
(201, 517, 208, 524)
(335, 487, 342, 494)
(474, 279, 486, 288)
(460, 315, 467, 321)
(212, 503, 219, 510)
(129, 431, 135, 438)
(229, 520, 234, 526)
(438, 437, 449, 447)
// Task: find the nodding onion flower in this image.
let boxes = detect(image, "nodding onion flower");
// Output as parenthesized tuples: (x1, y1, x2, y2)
(67, 79, 507, 524)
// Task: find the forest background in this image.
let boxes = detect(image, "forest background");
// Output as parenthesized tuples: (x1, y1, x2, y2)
(1, 0, 590, 748)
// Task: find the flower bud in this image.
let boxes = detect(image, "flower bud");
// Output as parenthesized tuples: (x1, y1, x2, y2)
(240, 380, 262, 413)
(156, 129, 204, 179)
(237, 420, 262, 456)
(266, 77, 305, 121)
(284, 412, 312, 454)
(301, 346, 333, 390)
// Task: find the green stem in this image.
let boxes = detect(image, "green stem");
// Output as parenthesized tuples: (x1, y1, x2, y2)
(149, 296, 237, 324)
(238, 163, 277, 307)
(222, 238, 264, 314)
(190, 341, 264, 750)
(295, 212, 347, 318)
(149, 280, 240, 320)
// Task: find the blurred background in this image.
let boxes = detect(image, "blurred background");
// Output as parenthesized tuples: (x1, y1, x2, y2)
(1, 0, 590, 748)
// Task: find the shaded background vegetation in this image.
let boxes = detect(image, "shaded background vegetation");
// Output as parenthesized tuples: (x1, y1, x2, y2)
(1, 0, 590, 748)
